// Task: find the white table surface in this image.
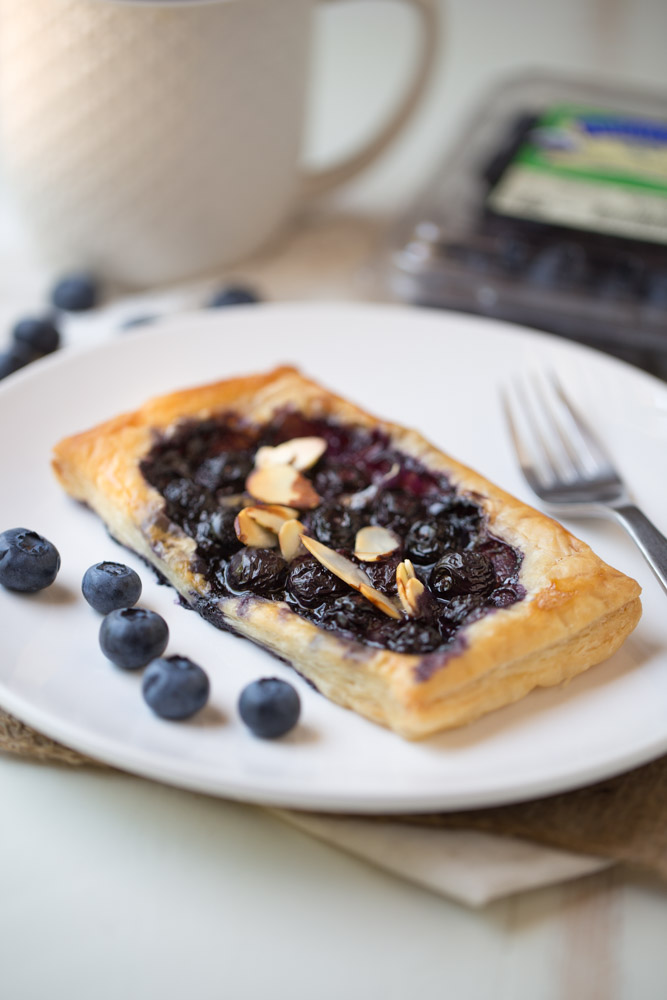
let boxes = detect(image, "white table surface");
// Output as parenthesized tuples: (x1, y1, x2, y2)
(2, 2, 667, 998)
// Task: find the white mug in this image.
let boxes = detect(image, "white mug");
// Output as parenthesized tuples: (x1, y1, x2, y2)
(0, 0, 439, 287)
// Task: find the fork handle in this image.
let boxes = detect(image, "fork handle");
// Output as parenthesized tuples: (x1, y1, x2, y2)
(610, 503, 667, 596)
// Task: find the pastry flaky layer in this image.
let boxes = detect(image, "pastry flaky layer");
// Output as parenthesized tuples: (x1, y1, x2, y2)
(52, 366, 642, 739)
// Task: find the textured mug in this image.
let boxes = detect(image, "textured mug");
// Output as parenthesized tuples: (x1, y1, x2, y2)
(0, 0, 438, 287)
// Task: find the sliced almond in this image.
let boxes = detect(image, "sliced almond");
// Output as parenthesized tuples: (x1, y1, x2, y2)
(301, 535, 402, 620)
(234, 507, 278, 548)
(279, 518, 308, 562)
(254, 437, 327, 472)
(354, 525, 400, 562)
(246, 504, 299, 534)
(216, 493, 249, 509)
(396, 559, 425, 617)
(359, 583, 403, 619)
(246, 465, 321, 509)
(345, 463, 400, 510)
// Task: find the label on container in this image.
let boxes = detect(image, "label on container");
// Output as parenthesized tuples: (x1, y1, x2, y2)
(487, 104, 667, 245)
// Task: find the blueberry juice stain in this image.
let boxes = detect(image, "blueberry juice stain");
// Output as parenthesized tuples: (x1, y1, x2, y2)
(140, 411, 525, 658)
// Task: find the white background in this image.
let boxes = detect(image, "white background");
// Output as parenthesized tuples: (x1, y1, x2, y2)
(1, 1, 667, 998)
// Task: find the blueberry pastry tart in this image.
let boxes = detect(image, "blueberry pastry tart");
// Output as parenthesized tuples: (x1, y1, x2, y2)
(52, 366, 641, 738)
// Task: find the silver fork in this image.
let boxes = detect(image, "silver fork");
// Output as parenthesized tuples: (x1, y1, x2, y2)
(502, 372, 667, 595)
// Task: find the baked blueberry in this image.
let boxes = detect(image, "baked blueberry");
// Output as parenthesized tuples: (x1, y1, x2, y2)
(430, 551, 496, 599)
(287, 555, 347, 607)
(51, 273, 99, 312)
(194, 508, 242, 557)
(308, 502, 363, 549)
(438, 593, 485, 627)
(99, 607, 169, 670)
(372, 490, 421, 533)
(488, 586, 520, 608)
(12, 316, 60, 356)
(385, 619, 442, 654)
(224, 547, 287, 595)
(238, 677, 300, 738)
(194, 452, 252, 491)
(404, 519, 454, 564)
(361, 553, 401, 594)
(82, 561, 142, 613)
(142, 655, 210, 720)
(207, 284, 260, 308)
(321, 592, 379, 633)
(313, 466, 370, 499)
(0, 528, 60, 592)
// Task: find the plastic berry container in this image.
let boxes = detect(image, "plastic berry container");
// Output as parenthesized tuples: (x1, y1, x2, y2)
(385, 71, 667, 378)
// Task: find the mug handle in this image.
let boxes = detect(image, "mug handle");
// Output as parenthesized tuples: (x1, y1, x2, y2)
(300, 0, 440, 199)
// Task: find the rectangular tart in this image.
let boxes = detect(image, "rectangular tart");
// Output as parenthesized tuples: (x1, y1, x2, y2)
(52, 366, 642, 739)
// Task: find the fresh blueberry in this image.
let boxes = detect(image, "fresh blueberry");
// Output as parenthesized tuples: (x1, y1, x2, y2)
(82, 561, 142, 614)
(527, 243, 587, 289)
(12, 316, 60, 356)
(99, 607, 169, 670)
(0, 341, 38, 380)
(207, 284, 261, 308)
(0, 528, 60, 592)
(238, 677, 301, 739)
(224, 547, 287, 595)
(142, 655, 210, 720)
(51, 273, 99, 312)
(430, 551, 496, 599)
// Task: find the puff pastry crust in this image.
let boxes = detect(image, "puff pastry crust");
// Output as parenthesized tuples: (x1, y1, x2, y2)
(52, 366, 642, 739)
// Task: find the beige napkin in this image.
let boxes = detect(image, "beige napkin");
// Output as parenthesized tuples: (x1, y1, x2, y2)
(3, 707, 665, 907)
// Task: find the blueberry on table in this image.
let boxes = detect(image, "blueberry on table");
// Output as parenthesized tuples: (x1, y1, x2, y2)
(82, 561, 142, 614)
(12, 316, 60, 356)
(142, 656, 210, 720)
(50, 273, 99, 312)
(207, 284, 261, 308)
(99, 607, 169, 670)
(0, 528, 60, 592)
(238, 677, 301, 739)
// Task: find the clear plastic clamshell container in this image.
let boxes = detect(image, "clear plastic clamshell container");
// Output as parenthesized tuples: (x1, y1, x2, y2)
(386, 71, 667, 378)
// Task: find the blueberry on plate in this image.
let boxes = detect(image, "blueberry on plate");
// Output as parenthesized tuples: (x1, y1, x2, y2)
(82, 561, 142, 614)
(0, 527, 60, 592)
(51, 272, 99, 312)
(207, 284, 260, 308)
(99, 607, 169, 670)
(238, 677, 301, 739)
(0, 341, 39, 380)
(142, 655, 210, 720)
(12, 315, 61, 356)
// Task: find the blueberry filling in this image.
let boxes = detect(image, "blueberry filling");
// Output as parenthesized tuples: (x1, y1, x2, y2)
(140, 412, 525, 656)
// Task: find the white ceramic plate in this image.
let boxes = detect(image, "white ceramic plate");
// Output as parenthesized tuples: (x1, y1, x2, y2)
(1, 303, 666, 812)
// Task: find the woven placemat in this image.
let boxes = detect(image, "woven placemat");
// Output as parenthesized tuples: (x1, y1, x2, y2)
(2, 706, 665, 881)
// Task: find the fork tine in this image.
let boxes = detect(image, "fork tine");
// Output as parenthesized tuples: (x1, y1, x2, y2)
(501, 384, 557, 489)
(548, 372, 616, 473)
(516, 375, 584, 484)
(527, 371, 593, 481)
